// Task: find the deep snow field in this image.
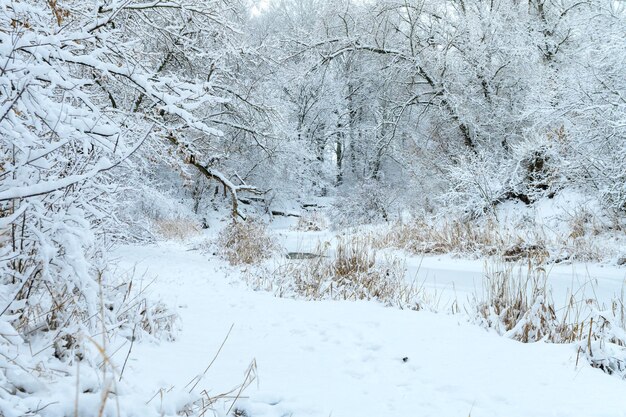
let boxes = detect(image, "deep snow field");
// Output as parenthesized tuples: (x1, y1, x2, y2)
(108, 218, 626, 417)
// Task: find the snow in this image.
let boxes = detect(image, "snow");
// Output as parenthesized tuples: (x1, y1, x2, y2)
(4, 1, 626, 416)
(0, 158, 112, 201)
(113, 240, 626, 417)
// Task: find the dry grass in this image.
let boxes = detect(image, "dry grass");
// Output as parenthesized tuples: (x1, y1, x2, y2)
(108, 267, 181, 343)
(554, 206, 606, 262)
(143, 325, 258, 417)
(374, 218, 511, 256)
(217, 218, 276, 265)
(472, 259, 557, 342)
(154, 218, 201, 241)
(374, 212, 615, 264)
(248, 237, 424, 310)
(558, 291, 626, 376)
(471, 256, 626, 377)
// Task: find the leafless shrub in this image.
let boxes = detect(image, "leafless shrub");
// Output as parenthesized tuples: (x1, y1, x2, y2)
(98, 267, 180, 344)
(44, 269, 181, 365)
(217, 218, 276, 265)
(578, 309, 626, 376)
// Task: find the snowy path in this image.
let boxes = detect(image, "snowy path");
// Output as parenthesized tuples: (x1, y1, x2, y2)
(116, 243, 626, 417)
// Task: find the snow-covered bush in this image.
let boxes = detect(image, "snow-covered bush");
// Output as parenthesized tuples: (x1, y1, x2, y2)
(332, 180, 403, 228)
(0, 266, 181, 417)
(0, 1, 242, 414)
(108, 270, 181, 342)
(440, 132, 570, 218)
(556, 295, 626, 378)
(506, 133, 568, 204)
(0, 0, 127, 334)
(0, 10, 143, 407)
(440, 151, 508, 218)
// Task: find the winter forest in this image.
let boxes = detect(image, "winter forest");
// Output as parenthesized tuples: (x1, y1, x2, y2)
(2, 0, 626, 416)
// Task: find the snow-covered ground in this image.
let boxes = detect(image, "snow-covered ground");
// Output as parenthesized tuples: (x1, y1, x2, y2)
(114, 234, 626, 417)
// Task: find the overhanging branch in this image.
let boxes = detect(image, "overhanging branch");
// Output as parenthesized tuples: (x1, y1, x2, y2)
(166, 134, 266, 220)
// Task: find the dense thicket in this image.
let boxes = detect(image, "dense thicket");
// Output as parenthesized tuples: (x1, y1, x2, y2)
(250, 0, 626, 223)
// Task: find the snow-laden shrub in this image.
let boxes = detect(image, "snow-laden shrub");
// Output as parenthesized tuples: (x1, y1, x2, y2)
(0, 0, 125, 340)
(439, 150, 507, 218)
(0, 266, 181, 417)
(440, 132, 570, 217)
(472, 258, 626, 378)
(332, 180, 403, 228)
(506, 133, 567, 204)
(598, 142, 626, 216)
(217, 218, 277, 265)
(0, 3, 185, 415)
(107, 270, 181, 342)
(557, 297, 626, 378)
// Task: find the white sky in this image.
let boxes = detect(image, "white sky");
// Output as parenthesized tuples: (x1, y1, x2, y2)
(251, 0, 270, 16)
